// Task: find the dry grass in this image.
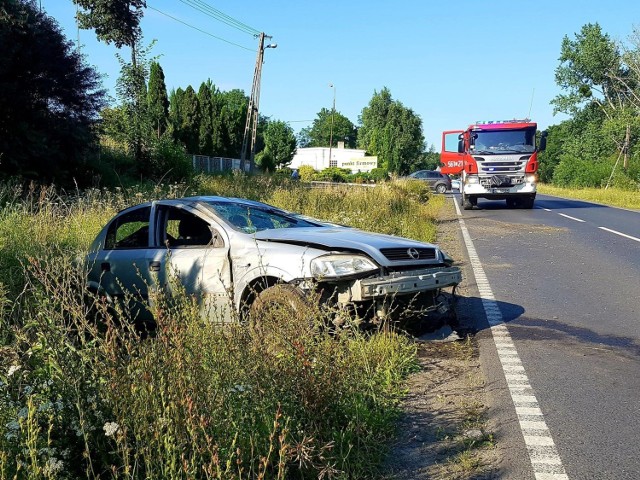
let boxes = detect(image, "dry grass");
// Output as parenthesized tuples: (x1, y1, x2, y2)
(538, 184, 640, 210)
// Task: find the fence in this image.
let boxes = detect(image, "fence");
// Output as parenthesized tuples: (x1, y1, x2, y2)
(192, 155, 253, 174)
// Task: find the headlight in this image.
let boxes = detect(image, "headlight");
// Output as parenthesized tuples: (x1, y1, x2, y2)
(310, 254, 378, 279)
(439, 250, 454, 266)
(526, 174, 537, 183)
(465, 176, 479, 184)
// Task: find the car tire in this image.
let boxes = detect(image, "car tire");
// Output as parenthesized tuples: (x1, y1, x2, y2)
(435, 183, 447, 194)
(249, 284, 318, 341)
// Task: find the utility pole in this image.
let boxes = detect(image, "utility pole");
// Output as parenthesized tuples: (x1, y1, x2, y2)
(240, 33, 276, 171)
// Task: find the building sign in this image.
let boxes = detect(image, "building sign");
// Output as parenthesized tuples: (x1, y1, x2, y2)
(338, 156, 378, 173)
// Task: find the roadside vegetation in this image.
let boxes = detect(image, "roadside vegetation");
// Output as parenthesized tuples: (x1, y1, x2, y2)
(538, 184, 640, 210)
(539, 24, 640, 193)
(0, 176, 445, 479)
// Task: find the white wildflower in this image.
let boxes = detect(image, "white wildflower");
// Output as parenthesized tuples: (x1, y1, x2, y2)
(45, 458, 64, 475)
(7, 365, 20, 377)
(103, 421, 120, 437)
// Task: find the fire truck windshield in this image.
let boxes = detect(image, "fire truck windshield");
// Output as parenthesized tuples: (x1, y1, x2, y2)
(471, 128, 536, 154)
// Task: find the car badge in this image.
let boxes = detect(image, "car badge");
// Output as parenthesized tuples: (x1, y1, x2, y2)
(407, 248, 420, 259)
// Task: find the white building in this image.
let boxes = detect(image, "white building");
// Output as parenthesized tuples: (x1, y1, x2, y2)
(290, 143, 378, 173)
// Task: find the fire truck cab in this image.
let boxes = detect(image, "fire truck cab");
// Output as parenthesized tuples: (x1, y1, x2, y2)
(440, 119, 546, 210)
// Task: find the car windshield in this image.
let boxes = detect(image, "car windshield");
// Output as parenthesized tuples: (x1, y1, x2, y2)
(471, 128, 536, 154)
(207, 201, 321, 233)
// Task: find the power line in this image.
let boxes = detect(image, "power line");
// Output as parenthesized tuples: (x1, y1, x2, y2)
(179, 0, 260, 36)
(147, 5, 253, 51)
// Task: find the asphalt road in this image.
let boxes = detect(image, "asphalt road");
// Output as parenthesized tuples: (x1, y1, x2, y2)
(455, 193, 640, 479)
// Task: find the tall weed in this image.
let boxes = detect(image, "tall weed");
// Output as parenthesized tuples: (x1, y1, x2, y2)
(0, 178, 431, 479)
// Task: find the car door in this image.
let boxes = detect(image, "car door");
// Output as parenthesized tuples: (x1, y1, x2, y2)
(152, 201, 234, 322)
(91, 204, 156, 321)
(425, 171, 438, 189)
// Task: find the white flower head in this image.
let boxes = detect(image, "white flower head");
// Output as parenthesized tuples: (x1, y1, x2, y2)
(103, 421, 120, 437)
(7, 365, 20, 377)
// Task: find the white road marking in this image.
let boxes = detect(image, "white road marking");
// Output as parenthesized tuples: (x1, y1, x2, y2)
(454, 198, 569, 479)
(598, 226, 640, 243)
(543, 208, 552, 212)
(557, 213, 585, 223)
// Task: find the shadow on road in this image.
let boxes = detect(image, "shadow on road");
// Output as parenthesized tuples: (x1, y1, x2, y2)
(453, 294, 640, 359)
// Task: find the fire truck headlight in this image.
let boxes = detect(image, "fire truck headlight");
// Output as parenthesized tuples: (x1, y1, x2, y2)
(526, 174, 537, 184)
(466, 176, 479, 184)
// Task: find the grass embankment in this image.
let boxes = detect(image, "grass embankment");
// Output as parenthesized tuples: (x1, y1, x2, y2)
(0, 176, 443, 479)
(538, 184, 640, 210)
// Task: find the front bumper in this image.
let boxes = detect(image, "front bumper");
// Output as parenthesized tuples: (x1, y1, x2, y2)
(463, 180, 536, 196)
(343, 266, 462, 302)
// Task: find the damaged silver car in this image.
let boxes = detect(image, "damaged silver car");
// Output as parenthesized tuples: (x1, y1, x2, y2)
(86, 196, 462, 327)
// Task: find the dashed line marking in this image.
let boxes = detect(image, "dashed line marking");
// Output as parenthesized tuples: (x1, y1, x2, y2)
(598, 226, 640, 243)
(454, 198, 569, 479)
(557, 213, 585, 223)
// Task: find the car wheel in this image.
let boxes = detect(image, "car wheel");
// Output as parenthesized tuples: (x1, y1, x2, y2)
(435, 183, 447, 194)
(249, 284, 319, 342)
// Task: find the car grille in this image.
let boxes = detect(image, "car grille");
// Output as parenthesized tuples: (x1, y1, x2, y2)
(380, 247, 436, 261)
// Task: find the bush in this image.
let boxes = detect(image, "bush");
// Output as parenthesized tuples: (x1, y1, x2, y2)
(313, 167, 351, 182)
(298, 165, 316, 182)
(369, 168, 389, 182)
(552, 158, 612, 188)
(149, 135, 193, 182)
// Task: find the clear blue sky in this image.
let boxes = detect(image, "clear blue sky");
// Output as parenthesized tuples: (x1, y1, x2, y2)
(42, 0, 637, 148)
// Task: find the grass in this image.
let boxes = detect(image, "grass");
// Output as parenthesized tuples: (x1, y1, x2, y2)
(538, 184, 640, 210)
(0, 174, 443, 479)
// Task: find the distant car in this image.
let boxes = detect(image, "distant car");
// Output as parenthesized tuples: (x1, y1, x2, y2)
(86, 196, 462, 328)
(407, 170, 452, 193)
(451, 178, 461, 191)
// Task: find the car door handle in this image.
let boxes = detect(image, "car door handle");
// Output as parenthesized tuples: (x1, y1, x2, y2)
(149, 261, 161, 272)
(101, 262, 110, 272)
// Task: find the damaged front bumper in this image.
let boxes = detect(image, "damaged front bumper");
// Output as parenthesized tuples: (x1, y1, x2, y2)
(335, 266, 462, 303)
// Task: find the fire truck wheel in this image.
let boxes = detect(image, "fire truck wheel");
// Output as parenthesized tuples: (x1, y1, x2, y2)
(461, 194, 474, 210)
(521, 197, 535, 209)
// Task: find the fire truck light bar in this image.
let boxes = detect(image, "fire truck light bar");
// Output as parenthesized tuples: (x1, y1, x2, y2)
(475, 119, 531, 125)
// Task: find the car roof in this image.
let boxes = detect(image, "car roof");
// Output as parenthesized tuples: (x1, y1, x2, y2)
(114, 196, 283, 216)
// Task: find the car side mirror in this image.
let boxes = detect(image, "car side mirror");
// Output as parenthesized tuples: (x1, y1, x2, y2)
(539, 131, 548, 152)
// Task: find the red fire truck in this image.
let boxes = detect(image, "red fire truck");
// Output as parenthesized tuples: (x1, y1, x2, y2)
(440, 119, 547, 210)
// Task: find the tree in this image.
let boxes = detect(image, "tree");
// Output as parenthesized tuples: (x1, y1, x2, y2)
(218, 89, 248, 158)
(169, 87, 185, 140)
(148, 61, 169, 139)
(300, 108, 357, 148)
(256, 120, 296, 171)
(0, 0, 106, 183)
(114, 38, 152, 166)
(553, 23, 640, 173)
(178, 86, 200, 154)
(358, 88, 424, 174)
(552, 23, 623, 117)
(198, 80, 216, 155)
(74, 0, 145, 62)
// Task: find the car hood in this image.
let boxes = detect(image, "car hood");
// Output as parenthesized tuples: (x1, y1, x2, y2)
(254, 227, 442, 266)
